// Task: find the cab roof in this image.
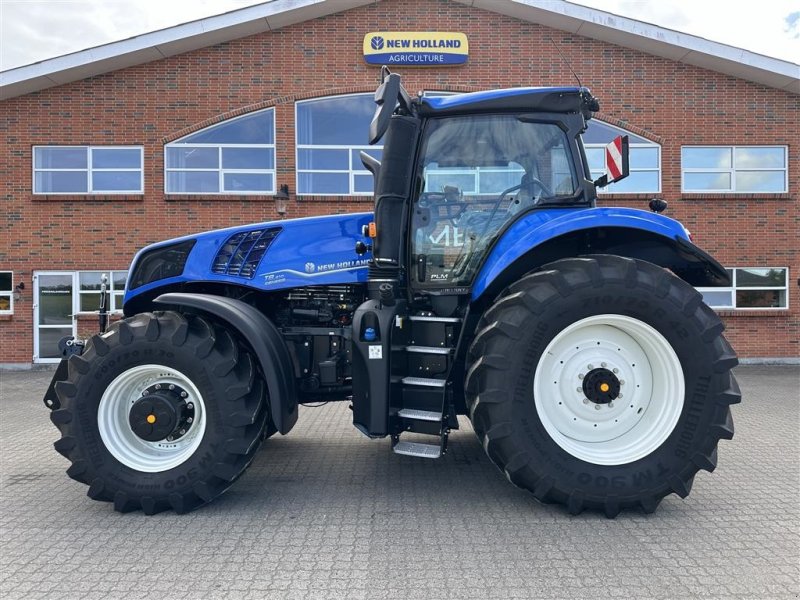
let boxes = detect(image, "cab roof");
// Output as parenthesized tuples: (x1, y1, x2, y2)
(417, 86, 598, 118)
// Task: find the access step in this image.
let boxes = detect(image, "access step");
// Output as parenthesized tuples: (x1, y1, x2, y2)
(397, 408, 441, 422)
(392, 440, 442, 459)
(408, 315, 461, 323)
(401, 376, 446, 388)
(405, 345, 451, 354)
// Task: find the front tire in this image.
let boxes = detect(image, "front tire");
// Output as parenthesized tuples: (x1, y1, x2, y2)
(465, 255, 740, 517)
(50, 311, 270, 514)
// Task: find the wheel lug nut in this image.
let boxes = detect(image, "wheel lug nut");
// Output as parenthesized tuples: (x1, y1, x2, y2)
(618, 393, 624, 399)
(181, 391, 187, 398)
(169, 384, 175, 390)
(588, 364, 594, 370)
(179, 429, 186, 435)
(187, 403, 194, 410)
(142, 390, 149, 396)
(583, 398, 590, 404)
(155, 384, 161, 390)
(578, 373, 584, 379)
(620, 380, 625, 386)
(576, 387, 583, 393)
(608, 402, 614, 408)
(187, 417, 193, 423)
(601, 362, 607, 368)
(166, 436, 173, 442)
(594, 405, 602, 410)
(613, 368, 619, 374)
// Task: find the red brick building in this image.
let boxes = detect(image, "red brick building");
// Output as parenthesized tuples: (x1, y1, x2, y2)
(1, 0, 798, 365)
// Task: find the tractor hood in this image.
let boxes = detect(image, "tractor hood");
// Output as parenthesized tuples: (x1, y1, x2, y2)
(124, 212, 373, 307)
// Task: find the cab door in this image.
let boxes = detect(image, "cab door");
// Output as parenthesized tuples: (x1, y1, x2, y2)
(33, 272, 76, 363)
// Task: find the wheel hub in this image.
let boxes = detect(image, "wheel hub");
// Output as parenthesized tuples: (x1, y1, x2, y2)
(128, 384, 193, 442)
(582, 368, 620, 404)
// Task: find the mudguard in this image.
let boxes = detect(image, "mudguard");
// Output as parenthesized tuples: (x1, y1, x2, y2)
(154, 293, 298, 435)
(471, 207, 729, 301)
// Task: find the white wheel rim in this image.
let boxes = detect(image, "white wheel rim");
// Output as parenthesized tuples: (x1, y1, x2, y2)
(533, 314, 684, 466)
(98, 364, 207, 473)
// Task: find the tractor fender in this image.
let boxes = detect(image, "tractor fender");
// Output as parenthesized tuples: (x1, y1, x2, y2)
(471, 207, 729, 302)
(154, 293, 298, 435)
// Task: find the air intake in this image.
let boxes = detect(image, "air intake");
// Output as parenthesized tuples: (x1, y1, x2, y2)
(212, 228, 281, 278)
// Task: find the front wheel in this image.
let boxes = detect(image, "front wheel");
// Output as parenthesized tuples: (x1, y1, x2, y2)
(466, 255, 740, 517)
(50, 311, 270, 514)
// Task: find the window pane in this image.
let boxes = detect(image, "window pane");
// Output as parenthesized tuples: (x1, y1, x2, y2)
(35, 171, 88, 193)
(736, 171, 786, 193)
(426, 173, 476, 194)
(605, 170, 660, 193)
(221, 147, 274, 170)
(296, 95, 375, 145)
(736, 268, 786, 287)
(181, 110, 274, 144)
(581, 121, 649, 145)
(0, 295, 10, 312)
(298, 148, 349, 170)
(682, 147, 732, 169)
(223, 172, 273, 192)
(166, 147, 218, 169)
(113, 293, 124, 310)
(79, 272, 103, 291)
(630, 147, 659, 169)
(92, 148, 141, 168)
(92, 171, 141, 191)
(736, 289, 786, 308)
(684, 172, 731, 191)
(298, 172, 349, 194)
(0, 272, 11, 291)
(479, 169, 525, 194)
(166, 171, 219, 193)
(354, 174, 375, 194)
(35, 147, 87, 168)
(735, 147, 785, 168)
(80, 293, 101, 312)
(585, 147, 604, 171)
(700, 290, 733, 308)
(112, 271, 128, 290)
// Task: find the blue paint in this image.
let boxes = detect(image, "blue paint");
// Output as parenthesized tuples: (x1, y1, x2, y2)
(422, 87, 581, 109)
(124, 212, 374, 305)
(470, 207, 690, 301)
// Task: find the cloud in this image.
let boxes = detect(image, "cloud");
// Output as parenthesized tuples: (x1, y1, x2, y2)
(785, 11, 800, 39)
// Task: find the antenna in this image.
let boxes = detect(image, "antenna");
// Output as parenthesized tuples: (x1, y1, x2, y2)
(548, 35, 583, 89)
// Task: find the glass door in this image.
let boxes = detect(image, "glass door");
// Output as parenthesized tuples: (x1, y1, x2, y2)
(34, 272, 77, 363)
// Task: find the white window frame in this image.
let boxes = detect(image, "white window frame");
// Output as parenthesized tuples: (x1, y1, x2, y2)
(295, 94, 380, 197)
(0, 271, 13, 315)
(423, 165, 526, 196)
(77, 270, 128, 315)
(697, 267, 789, 311)
(33, 145, 144, 195)
(164, 108, 276, 196)
(584, 122, 661, 195)
(681, 145, 788, 193)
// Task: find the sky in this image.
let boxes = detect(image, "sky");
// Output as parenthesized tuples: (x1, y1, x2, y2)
(0, 0, 798, 72)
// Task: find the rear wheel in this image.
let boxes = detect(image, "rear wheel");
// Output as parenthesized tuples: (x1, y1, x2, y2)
(50, 311, 270, 514)
(466, 255, 740, 516)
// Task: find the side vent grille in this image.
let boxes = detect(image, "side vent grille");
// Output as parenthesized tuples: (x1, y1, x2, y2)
(212, 227, 281, 278)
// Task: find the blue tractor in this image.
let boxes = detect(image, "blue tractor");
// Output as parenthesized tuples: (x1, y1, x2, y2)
(45, 69, 739, 516)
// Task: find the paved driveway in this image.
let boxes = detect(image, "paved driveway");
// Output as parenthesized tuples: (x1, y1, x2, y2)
(1, 366, 798, 599)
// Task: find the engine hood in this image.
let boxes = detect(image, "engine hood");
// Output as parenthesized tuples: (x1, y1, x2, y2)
(125, 212, 374, 304)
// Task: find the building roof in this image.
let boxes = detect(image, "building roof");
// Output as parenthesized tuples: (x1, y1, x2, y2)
(1, 0, 798, 101)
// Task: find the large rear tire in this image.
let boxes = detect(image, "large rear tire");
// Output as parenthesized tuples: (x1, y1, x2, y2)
(50, 311, 270, 514)
(465, 255, 740, 517)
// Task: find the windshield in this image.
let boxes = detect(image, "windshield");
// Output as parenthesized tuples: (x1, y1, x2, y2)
(411, 115, 577, 287)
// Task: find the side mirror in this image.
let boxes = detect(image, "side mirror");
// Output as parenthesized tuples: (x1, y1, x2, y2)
(369, 71, 401, 145)
(593, 135, 629, 188)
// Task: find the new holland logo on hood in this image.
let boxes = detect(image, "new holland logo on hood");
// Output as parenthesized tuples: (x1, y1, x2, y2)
(363, 32, 469, 66)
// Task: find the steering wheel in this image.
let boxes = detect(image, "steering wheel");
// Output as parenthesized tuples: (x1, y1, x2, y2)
(501, 176, 553, 214)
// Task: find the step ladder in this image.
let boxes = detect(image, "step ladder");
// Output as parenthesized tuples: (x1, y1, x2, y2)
(390, 314, 461, 459)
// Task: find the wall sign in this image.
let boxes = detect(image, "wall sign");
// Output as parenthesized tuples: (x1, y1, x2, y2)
(363, 32, 469, 66)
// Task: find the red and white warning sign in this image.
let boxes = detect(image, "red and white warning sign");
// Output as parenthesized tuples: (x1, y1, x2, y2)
(605, 135, 629, 182)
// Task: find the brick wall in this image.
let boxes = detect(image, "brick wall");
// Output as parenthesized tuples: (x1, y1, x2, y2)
(1, 0, 798, 362)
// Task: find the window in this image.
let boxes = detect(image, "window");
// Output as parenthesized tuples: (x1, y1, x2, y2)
(0, 272, 13, 314)
(33, 146, 143, 194)
(681, 146, 787, 193)
(296, 94, 380, 195)
(165, 109, 275, 194)
(583, 121, 661, 194)
(698, 268, 789, 310)
(78, 271, 128, 313)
